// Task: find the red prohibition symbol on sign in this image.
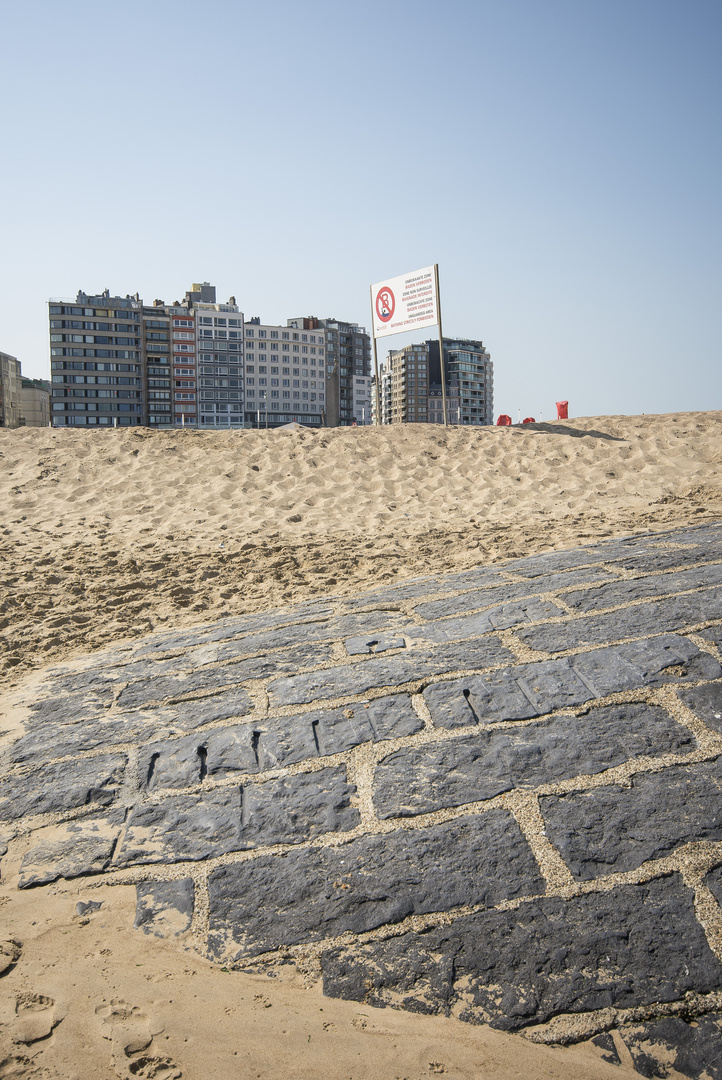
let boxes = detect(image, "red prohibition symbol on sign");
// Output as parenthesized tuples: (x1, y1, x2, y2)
(375, 286, 395, 323)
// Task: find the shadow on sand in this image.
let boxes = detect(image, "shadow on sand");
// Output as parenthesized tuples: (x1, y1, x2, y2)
(513, 423, 628, 442)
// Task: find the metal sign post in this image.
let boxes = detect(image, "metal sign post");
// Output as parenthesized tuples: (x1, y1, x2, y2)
(370, 285, 382, 425)
(434, 263, 448, 427)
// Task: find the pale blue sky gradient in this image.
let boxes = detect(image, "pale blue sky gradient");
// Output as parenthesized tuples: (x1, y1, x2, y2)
(1, 0, 720, 418)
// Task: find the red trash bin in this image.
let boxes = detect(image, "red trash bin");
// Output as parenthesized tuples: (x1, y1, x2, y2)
(522, 417, 536, 424)
(496, 414, 512, 426)
(556, 401, 568, 420)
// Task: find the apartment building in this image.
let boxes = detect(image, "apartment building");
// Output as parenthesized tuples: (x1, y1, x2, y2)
(49, 291, 144, 426)
(0, 352, 21, 427)
(142, 302, 173, 425)
(182, 283, 243, 428)
(428, 337, 493, 425)
(352, 375, 373, 424)
(244, 318, 324, 427)
(372, 337, 493, 425)
(287, 317, 371, 427)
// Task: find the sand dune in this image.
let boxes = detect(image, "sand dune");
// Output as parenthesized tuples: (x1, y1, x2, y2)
(1, 412, 721, 685)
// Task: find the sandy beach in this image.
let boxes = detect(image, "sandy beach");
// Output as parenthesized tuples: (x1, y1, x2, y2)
(1, 411, 721, 1079)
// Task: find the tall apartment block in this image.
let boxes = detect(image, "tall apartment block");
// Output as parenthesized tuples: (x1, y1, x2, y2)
(186, 284, 244, 428)
(244, 319, 325, 427)
(142, 302, 173, 425)
(49, 292, 144, 426)
(429, 337, 493, 425)
(373, 337, 493, 425)
(287, 317, 371, 427)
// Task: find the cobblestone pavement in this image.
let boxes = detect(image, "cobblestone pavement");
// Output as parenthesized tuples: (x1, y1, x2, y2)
(3, 523, 722, 1076)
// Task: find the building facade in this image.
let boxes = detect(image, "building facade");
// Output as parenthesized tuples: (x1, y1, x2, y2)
(428, 337, 493, 425)
(372, 337, 493, 425)
(185, 283, 244, 428)
(20, 378, 51, 426)
(0, 352, 22, 427)
(49, 292, 144, 426)
(287, 317, 371, 427)
(244, 318, 325, 427)
(352, 375, 373, 423)
(142, 302, 173, 426)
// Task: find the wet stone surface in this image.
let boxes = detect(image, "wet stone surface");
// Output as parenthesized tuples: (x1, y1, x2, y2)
(2, 522, 722, 1076)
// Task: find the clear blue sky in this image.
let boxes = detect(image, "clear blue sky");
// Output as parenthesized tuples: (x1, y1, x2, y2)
(1, 0, 720, 419)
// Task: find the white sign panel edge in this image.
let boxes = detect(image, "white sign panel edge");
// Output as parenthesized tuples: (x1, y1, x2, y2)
(371, 264, 438, 339)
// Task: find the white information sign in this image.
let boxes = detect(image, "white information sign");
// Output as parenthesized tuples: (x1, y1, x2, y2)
(371, 265, 438, 339)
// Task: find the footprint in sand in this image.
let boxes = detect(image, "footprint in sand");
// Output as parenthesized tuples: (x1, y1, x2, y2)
(10, 992, 65, 1045)
(0, 940, 22, 976)
(95, 999, 179, 1078)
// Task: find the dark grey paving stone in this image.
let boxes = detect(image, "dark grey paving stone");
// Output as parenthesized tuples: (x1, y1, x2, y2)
(139, 695, 422, 790)
(699, 625, 722, 652)
(415, 568, 611, 620)
(205, 695, 422, 775)
(266, 638, 514, 708)
(212, 611, 411, 664)
(134, 879, 195, 938)
(25, 685, 116, 727)
(678, 680, 722, 734)
(319, 875, 722, 1030)
(500, 547, 626, 578)
(610, 539, 722, 575)
(619, 1014, 722, 1080)
(11, 717, 137, 765)
(11, 688, 256, 767)
(117, 644, 333, 708)
(157, 687, 255, 728)
(0, 754, 127, 822)
(517, 589, 722, 654)
(373, 704, 696, 819)
(705, 865, 722, 907)
(132, 605, 336, 656)
(405, 599, 562, 646)
(18, 812, 124, 888)
(207, 811, 544, 960)
(423, 636, 721, 729)
(345, 633, 407, 656)
(116, 766, 358, 866)
(564, 564, 722, 614)
(338, 574, 506, 609)
(541, 758, 722, 879)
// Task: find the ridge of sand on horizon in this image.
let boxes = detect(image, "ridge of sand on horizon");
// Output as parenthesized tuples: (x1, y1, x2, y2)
(1, 410, 721, 686)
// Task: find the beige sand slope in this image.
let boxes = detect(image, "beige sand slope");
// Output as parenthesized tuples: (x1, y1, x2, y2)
(1, 411, 721, 685)
(0, 412, 720, 1079)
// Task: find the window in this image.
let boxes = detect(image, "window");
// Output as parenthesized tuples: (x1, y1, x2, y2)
(215, 318, 227, 327)
(246, 329, 254, 338)
(282, 343, 289, 351)
(258, 330, 266, 338)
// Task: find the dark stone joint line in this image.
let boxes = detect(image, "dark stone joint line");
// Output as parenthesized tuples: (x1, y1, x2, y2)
(197, 745, 208, 782)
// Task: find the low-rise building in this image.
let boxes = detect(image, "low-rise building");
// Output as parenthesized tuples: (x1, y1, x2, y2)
(0, 352, 22, 427)
(20, 378, 51, 426)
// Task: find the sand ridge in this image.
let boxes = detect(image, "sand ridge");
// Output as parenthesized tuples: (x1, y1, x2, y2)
(1, 412, 720, 687)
